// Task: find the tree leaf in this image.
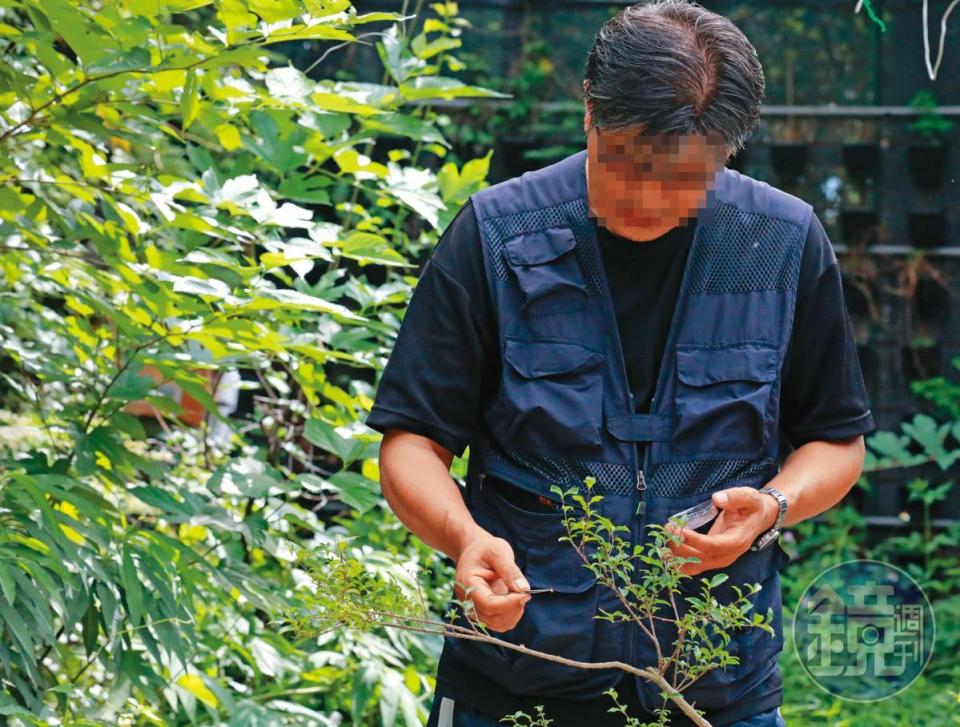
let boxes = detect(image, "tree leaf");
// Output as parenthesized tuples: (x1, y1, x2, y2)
(121, 545, 143, 628)
(181, 68, 200, 130)
(176, 673, 218, 709)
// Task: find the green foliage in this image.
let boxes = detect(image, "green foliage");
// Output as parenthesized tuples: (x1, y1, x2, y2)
(551, 478, 774, 697)
(296, 475, 775, 727)
(780, 449, 960, 725)
(0, 0, 494, 722)
(907, 90, 955, 142)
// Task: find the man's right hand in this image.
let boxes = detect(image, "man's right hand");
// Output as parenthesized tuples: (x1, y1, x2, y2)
(454, 532, 531, 632)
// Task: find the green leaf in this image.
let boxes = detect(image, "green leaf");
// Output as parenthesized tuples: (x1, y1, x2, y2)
(327, 471, 380, 513)
(241, 288, 365, 321)
(303, 418, 364, 463)
(399, 76, 511, 102)
(110, 365, 157, 402)
(0, 566, 16, 607)
(709, 573, 729, 589)
(40, 0, 115, 65)
(410, 33, 460, 61)
(182, 68, 200, 131)
(82, 598, 99, 655)
(261, 23, 354, 44)
(207, 458, 294, 498)
(121, 546, 143, 628)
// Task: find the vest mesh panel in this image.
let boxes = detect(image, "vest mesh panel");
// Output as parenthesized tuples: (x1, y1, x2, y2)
(646, 457, 779, 498)
(486, 445, 777, 499)
(688, 202, 804, 294)
(485, 444, 635, 496)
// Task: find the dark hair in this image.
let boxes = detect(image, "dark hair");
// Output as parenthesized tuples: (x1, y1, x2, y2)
(583, 0, 765, 155)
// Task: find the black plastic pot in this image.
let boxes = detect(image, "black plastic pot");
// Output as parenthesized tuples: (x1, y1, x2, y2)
(908, 142, 948, 188)
(902, 343, 941, 381)
(769, 143, 807, 182)
(841, 271, 870, 315)
(842, 142, 881, 182)
(916, 277, 949, 322)
(908, 210, 948, 248)
(840, 208, 879, 246)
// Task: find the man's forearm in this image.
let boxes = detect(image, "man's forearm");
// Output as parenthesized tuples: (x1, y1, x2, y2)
(378, 428, 486, 562)
(762, 435, 866, 529)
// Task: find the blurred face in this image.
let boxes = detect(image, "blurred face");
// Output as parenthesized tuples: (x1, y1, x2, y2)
(584, 108, 729, 242)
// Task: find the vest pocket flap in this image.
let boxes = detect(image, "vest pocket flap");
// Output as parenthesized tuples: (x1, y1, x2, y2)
(522, 539, 598, 593)
(504, 339, 604, 378)
(676, 344, 778, 386)
(504, 227, 577, 266)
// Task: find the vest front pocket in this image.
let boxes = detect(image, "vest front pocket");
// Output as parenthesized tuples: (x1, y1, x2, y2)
(497, 338, 605, 454)
(671, 342, 778, 458)
(504, 227, 588, 317)
(471, 479, 625, 698)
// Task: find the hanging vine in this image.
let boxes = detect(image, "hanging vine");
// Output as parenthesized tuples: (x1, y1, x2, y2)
(855, 0, 960, 80)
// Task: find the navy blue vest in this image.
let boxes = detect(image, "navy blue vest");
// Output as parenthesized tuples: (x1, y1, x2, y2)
(445, 148, 812, 713)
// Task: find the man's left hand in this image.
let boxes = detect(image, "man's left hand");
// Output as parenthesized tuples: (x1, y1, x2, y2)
(665, 486, 780, 576)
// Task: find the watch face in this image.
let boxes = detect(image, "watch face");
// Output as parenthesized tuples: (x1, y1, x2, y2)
(752, 530, 779, 551)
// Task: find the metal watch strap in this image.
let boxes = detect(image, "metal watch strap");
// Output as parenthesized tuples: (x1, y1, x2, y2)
(750, 486, 788, 551)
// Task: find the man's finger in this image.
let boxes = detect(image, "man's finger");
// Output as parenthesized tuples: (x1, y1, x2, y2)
(490, 577, 509, 596)
(678, 526, 745, 555)
(466, 576, 530, 615)
(712, 486, 762, 511)
(667, 539, 706, 562)
(487, 541, 530, 593)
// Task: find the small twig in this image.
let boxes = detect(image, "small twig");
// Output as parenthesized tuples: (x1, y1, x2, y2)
(361, 611, 711, 727)
(303, 31, 382, 74)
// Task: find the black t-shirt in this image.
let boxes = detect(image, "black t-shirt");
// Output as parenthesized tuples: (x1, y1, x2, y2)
(365, 194, 876, 725)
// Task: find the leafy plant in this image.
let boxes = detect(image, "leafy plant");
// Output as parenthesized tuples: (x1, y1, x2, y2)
(907, 90, 955, 143)
(0, 0, 498, 722)
(294, 476, 775, 727)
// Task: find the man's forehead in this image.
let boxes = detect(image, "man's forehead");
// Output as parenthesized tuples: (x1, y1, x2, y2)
(594, 127, 725, 155)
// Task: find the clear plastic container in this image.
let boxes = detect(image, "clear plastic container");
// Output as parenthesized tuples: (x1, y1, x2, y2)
(668, 499, 719, 530)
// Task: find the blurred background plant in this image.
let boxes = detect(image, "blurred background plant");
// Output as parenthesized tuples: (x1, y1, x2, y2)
(0, 0, 497, 723)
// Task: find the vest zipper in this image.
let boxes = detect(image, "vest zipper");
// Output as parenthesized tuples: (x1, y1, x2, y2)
(636, 395, 654, 517)
(627, 393, 644, 517)
(635, 468, 647, 517)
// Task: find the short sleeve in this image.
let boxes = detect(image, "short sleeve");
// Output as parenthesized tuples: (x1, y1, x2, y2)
(779, 213, 877, 448)
(364, 201, 496, 457)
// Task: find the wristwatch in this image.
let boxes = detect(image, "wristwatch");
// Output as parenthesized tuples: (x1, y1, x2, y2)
(750, 486, 788, 551)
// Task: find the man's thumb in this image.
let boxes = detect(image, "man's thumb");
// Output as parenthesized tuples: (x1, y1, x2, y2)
(712, 486, 755, 509)
(489, 545, 529, 592)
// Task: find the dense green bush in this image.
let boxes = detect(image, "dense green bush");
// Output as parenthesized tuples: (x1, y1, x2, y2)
(0, 1, 497, 723)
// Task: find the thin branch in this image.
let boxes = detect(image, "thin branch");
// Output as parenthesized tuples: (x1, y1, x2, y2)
(359, 610, 711, 727)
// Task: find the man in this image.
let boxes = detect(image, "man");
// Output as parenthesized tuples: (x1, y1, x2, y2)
(366, 2, 875, 725)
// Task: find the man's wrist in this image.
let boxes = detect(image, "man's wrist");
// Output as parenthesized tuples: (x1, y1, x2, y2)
(759, 490, 781, 532)
(750, 486, 788, 551)
(446, 516, 488, 562)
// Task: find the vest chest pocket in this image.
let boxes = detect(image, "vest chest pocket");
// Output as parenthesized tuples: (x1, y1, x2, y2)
(504, 227, 587, 317)
(496, 338, 605, 454)
(671, 343, 779, 458)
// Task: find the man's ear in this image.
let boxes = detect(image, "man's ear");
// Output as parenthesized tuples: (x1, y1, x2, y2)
(583, 93, 591, 135)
